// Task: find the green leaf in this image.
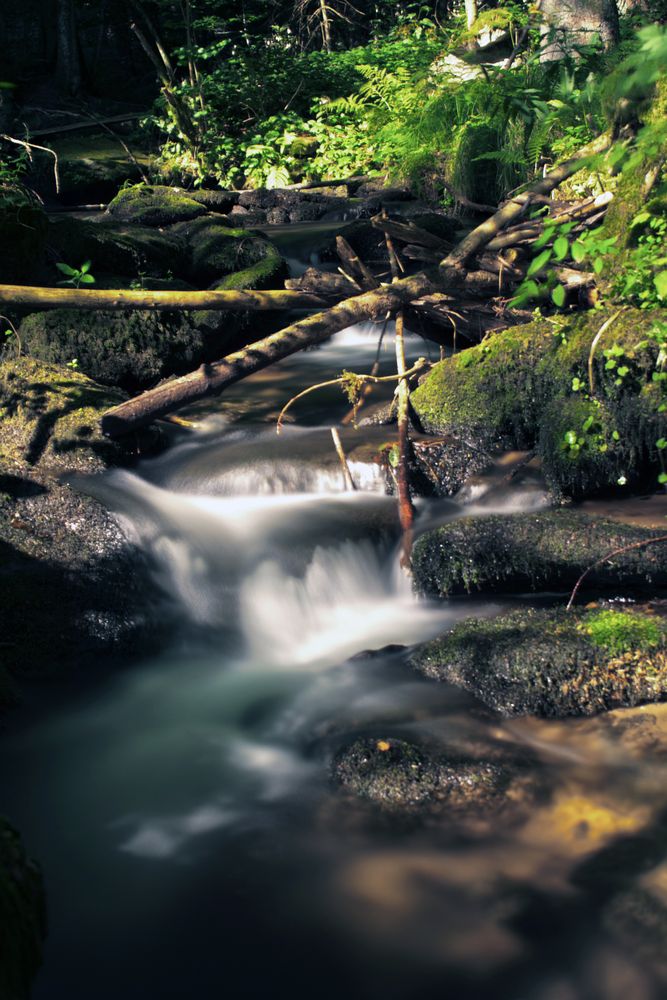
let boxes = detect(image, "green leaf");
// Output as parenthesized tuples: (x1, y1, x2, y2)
(80, 260, 91, 274)
(533, 226, 556, 251)
(659, 473, 667, 484)
(572, 377, 582, 391)
(593, 257, 604, 275)
(526, 249, 553, 278)
(657, 438, 667, 450)
(56, 262, 77, 277)
(617, 365, 629, 377)
(582, 415, 594, 432)
(553, 236, 569, 261)
(654, 271, 667, 300)
(79, 273, 96, 284)
(571, 241, 586, 263)
(564, 430, 577, 446)
(612, 430, 620, 441)
(551, 284, 566, 308)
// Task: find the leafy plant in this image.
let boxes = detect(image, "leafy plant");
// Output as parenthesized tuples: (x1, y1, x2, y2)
(55, 260, 96, 288)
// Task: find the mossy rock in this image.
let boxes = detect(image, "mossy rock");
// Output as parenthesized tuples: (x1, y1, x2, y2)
(0, 356, 133, 472)
(410, 605, 667, 717)
(107, 184, 208, 227)
(0, 198, 48, 285)
(411, 307, 666, 498)
(30, 135, 152, 204)
(19, 306, 226, 391)
(332, 735, 538, 819)
(46, 216, 188, 282)
(413, 510, 667, 598)
(170, 215, 285, 286)
(0, 818, 45, 1000)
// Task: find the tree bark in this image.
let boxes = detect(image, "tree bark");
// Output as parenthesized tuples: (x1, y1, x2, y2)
(464, 0, 478, 29)
(0, 285, 328, 312)
(56, 0, 82, 96)
(540, 0, 620, 61)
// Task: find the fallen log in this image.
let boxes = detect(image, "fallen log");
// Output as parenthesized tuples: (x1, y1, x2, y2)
(285, 268, 359, 298)
(441, 133, 612, 271)
(102, 273, 437, 437)
(0, 284, 329, 312)
(336, 236, 379, 290)
(370, 214, 452, 253)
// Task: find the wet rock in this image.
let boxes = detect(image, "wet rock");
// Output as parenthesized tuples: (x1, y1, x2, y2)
(106, 184, 208, 226)
(412, 510, 667, 598)
(332, 735, 535, 818)
(354, 182, 413, 201)
(410, 435, 493, 497)
(0, 819, 45, 1000)
(0, 358, 167, 698)
(411, 307, 665, 499)
(30, 135, 150, 205)
(410, 606, 667, 717)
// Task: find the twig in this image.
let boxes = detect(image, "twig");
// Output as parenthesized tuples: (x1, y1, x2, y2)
(394, 311, 414, 571)
(1, 133, 60, 194)
(341, 311, 390, 426)
(566, 535, 667, 611)
(276, 357, 428, 433)
(588, 309, 623, 396)
(331, 428, 357, 491)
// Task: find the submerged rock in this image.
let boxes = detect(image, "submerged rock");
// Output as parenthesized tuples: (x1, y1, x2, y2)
(410, 606, 667, 717)
(0, 819, 45, 1000)
(332, 735, 538, 821)
(412, 510, 667, 598)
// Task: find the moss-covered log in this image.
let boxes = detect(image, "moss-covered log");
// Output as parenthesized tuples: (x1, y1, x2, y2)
(413, 511, 667, 598)
(0, 284, 327, 312)
(410, 605, 667, 717)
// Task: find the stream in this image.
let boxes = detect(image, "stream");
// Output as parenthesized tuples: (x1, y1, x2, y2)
(4, 222, 667, 1000)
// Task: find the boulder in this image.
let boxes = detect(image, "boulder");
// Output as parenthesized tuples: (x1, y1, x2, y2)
(107, 184, 208, 227)
(410, 605, 667, 717)
(412, 510, 667, 598)
(332, 735, 539, 821)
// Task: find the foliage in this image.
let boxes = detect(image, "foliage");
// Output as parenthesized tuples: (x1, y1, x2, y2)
(581, 608, 662, 655)
(55, 260, 96, 288)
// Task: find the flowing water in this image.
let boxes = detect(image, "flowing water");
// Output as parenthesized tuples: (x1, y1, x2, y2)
(4, 232, 667, 1000)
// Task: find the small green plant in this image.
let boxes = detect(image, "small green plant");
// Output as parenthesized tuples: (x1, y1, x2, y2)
(66, 358, 79, 370)
(56, 260, 96, 288)
(581, 608, 662, 655)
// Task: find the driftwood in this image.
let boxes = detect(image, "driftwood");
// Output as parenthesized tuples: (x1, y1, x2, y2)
(371, 214, 452, 253)
(102, 274, 437, 436)
(285, 268, 359, 298)
(0, 285, 329, 312)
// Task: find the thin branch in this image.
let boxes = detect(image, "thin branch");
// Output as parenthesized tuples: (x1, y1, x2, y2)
(566, 535, 667, 611)
(1, 134, 60, 194)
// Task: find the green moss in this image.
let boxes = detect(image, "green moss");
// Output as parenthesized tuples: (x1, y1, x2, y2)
(412, 307, 665, 497)
(410, 606, 667, 717)
(107, 184, 208, 226)
(213, 243, 286, 291)
(582, 608, 663, 655)
(0, 819, 45, 1000)
(0, 356, 130, 472)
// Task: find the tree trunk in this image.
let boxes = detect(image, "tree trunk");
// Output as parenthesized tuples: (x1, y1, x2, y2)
(464, 0, 478, 29)
(540, 0, 620, 61)
(56, 0, 82, 96)
(320, 0, 333, 51)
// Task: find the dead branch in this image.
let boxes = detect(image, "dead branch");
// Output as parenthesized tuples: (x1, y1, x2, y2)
(566, 534, 667, 610)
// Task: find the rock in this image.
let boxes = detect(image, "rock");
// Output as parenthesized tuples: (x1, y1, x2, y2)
(30, 135, 151, 205)
(332, 735, 538, 820)
(411, 307, 666, 498)
(47, 216, 188, 282)
(410, 605, 667, 717)
(0, 356, 134, 472)
(168, 215, 285, 286)
(410, 435, 493, 497)
(0, 197, 48, 285)
(0, 818, 45, 1000)
(0, 358, 167, 698)
(107, 184, 209, 226)
(354, 182, 413, 201)
(412, 510, 667, 598)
